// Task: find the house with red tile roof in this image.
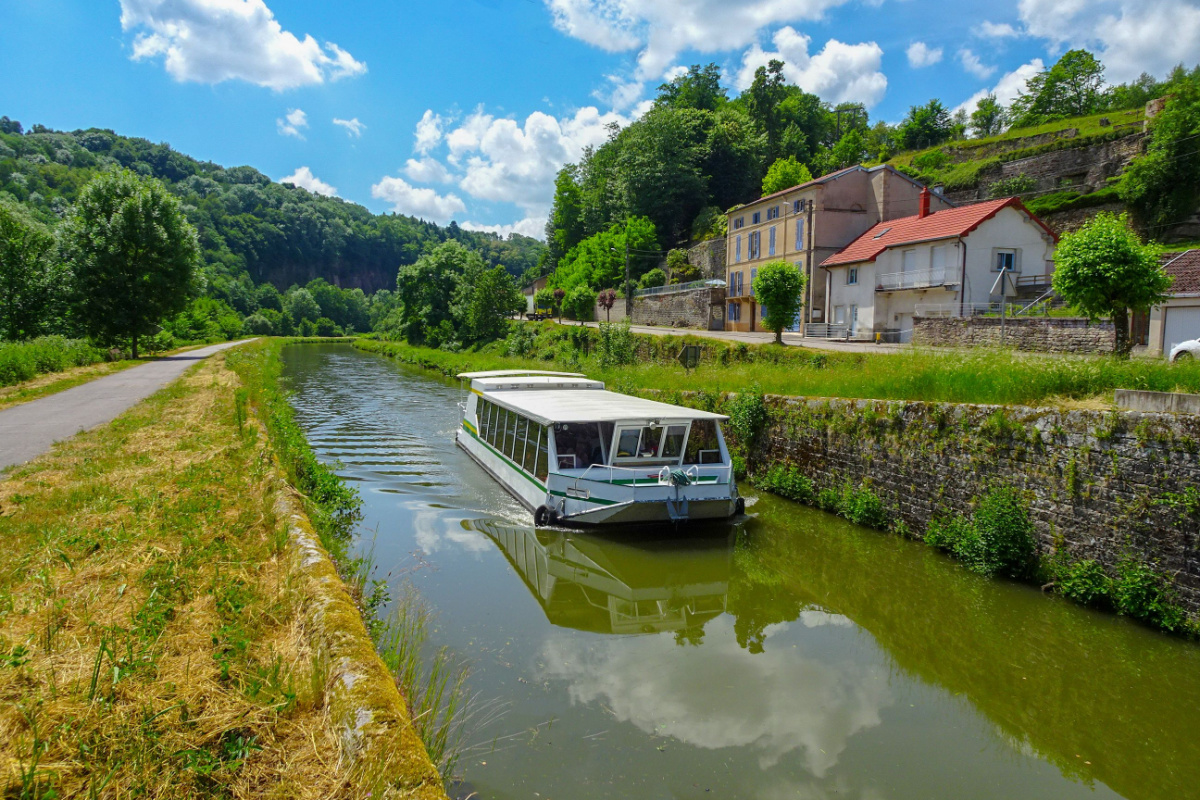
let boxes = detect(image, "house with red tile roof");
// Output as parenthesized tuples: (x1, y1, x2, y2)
(817, 193, 1058, 342)
(723, 164, 953, 333)
(1147, 250, 1200, 355)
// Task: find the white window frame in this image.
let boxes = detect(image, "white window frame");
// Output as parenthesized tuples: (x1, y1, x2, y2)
(847, 267, 858, 285)
(993, 248, 1019, 273)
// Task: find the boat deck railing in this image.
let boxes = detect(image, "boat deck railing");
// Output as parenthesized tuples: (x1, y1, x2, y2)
(571, 463, 732, 489)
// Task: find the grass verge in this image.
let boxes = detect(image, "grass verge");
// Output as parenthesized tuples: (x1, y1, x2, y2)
(355, 323, 1200, 407)
(0, 350, 351, 798)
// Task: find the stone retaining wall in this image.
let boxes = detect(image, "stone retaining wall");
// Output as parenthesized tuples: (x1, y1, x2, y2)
(687, 239, 727, 281)
(751, 396, 1200, 617)
(913, 316, 1116, 354)
(631, 287, 725, 330)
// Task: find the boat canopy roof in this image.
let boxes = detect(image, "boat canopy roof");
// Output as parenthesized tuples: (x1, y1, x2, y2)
(458, 369, 586, 379)
(479, 387, 727, 426)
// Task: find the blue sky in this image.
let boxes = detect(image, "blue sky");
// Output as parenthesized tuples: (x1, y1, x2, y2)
(2, 1, 1198, 238)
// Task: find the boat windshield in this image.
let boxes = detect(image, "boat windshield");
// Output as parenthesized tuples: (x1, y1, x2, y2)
(553, 422, 613, 470)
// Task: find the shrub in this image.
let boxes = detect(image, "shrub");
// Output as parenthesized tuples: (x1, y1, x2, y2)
(1113, 558, 1186, 631)
(638, 267, 666, 290)
(753, 464, 814, 503)
(911, 149, 950, 171)
(925, 487, 1036, 578)
(726, 389, 768, 452)
(315, 317, 344, 337)
(241, 313, 275, 336)
(597, 320, 636, 367)
(838, 484, 889, 529)
(988, 173, 1036, 198)
(562, 285, 596, 321)
(0, 336, 107, 386)
(1055, 558, 1113, 608)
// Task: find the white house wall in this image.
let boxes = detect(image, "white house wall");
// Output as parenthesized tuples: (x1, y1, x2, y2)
(824, 206, 1056, 338)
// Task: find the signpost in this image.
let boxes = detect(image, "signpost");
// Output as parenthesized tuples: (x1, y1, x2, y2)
(677, 345, 700, 371)
(990, 269, 1018, 346)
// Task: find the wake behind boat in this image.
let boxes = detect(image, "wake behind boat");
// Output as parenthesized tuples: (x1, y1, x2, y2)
(455, 370, 744, 526)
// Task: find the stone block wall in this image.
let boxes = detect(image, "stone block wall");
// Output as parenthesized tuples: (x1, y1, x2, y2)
(913, 316, 1116, 354)
(687, 239, 727, 282)
(750, 397, 1200, 617)
(631, 287, 725, 330)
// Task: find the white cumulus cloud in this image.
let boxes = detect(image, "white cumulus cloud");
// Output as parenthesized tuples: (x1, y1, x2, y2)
(333, 117, 366, 138)
(906, 41, 943, 68)
(404, 157, 452, 184)
(1017, 0, 1200, 82)
(119, 0, 366, 90)
(958, 49, 997, 79)
(975, 20, 1021, 38)
(280, 166, 337, 197)
(953, 58, 1045, 116)
(414, 110, 445, 155)
(545, 0, 856, 82)
(277, 108, 307, 138)
(371, 176, 467, 223)
(461, 218, 548, 239)
(736, 27, 887, 108)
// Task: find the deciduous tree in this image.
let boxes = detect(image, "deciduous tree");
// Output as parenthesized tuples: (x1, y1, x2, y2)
(0, 196, 65, 339)
(1051, 213, 1171, 358)
(761, 156, 813, 196)
(970, 94, 1006, 138)
(752, 261, 807, 344)
(61, 170, 199, 357)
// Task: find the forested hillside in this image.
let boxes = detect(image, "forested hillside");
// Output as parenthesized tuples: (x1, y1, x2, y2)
(0, 118, 545, 309)
(543, 52, 1200, 293)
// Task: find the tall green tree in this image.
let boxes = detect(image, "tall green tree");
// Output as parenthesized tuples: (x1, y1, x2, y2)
(752, 261, 807, 344)
(654, 64, 727, 112)
(970, 94, 1006, 138)
(394, 240, 480, 344)
(1121, 78, 1200, 229)
(761, 156, 813, 195)
(61, 170, 199, 357)
(1051, 213, 1171, 358)
(1010, 49, 1105, 127)
(0, 196, 65, 339)
(899, 100, 954, 150)
(453, 264, 524, 343)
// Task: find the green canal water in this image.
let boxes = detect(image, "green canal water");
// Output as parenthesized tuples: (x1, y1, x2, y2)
(282, 344, 1200, 800)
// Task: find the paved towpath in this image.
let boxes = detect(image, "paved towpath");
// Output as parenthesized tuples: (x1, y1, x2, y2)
(0, 340, 253, 473)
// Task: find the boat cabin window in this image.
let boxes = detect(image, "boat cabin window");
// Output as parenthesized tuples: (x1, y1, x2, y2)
(612, 423, 689, 464)
(476, 399, 550, 481)
(682, 420, 723, 465)
(553, 423, 606, 470)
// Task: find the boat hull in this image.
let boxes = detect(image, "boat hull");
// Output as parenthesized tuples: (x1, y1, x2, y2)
(456, 430, 739, 527)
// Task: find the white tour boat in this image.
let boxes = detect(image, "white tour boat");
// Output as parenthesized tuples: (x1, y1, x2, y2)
(455, 370, 744, 526)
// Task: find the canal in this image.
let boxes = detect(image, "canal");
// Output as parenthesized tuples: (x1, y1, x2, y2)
(282, 343, 1200, 800)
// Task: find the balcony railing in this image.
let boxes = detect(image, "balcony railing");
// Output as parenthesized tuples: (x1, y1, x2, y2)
(876, 267, 957, 291)
(805, 323, 851, 339)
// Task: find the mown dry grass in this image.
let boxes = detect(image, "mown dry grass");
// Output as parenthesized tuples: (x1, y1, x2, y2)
(0, 353, 352, 798)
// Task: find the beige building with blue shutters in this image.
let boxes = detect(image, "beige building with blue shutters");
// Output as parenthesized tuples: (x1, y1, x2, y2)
(724, 164, 951, 333)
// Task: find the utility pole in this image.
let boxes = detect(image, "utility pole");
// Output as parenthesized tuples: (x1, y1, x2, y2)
(624, 238, 632, 317)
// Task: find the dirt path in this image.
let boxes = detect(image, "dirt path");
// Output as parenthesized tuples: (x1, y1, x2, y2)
(0, 340, 252, 472)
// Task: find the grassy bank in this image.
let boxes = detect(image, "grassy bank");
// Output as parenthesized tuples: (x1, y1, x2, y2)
(355, 323, 1200, 407)
(0, 350, 351, 797)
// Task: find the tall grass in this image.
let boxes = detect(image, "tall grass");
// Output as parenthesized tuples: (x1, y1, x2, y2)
(357, 329, 1200, 407)
(0, 336, 108, 386)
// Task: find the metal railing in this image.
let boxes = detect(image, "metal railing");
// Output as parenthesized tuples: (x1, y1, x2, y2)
(805, 323, 851, 339)
(572, 463, 732, 490)
(876, 267, 956, 291)
(914, 302, 1003, 318)
(635, 279, 726, 298)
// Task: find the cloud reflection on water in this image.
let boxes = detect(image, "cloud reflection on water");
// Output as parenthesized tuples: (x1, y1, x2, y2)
(538, 615, 892, 777)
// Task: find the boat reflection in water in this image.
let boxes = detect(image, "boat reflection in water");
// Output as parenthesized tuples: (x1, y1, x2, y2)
(464, 519, 732, 637)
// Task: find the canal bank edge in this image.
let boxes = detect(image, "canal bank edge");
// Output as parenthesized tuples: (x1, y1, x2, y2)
(230, 340, 448, 799)
(711, 393, 1200, 626)
(350, 338, 1199, 632)
(270, 475, 447, 799)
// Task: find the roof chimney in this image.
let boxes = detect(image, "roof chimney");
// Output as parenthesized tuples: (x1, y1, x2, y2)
(919, 187, 931, 219)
